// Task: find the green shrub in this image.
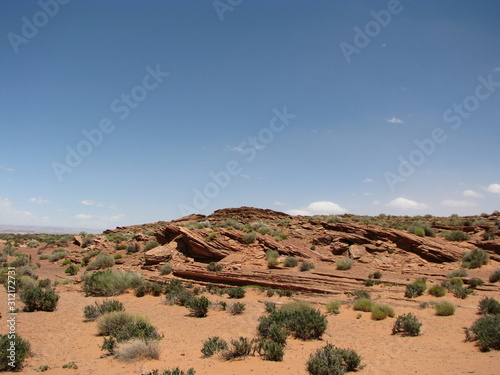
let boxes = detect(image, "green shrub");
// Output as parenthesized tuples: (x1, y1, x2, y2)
(336, 257, 353, 270)
(465, 314, 500, 351)
(84, 300, 124, 321)
(462, 248, 489, 269)
(20, 285, 59, 312)
(371, 303, 395, 320)
(126, 243, 141, 254)
(306, 344, 361, 375)
(326, 300, 343, 315)
(39, 254, 50, 260)
(201, 337, 227, 357)
(261, 340, 285, 362)
(113, 254, 122, 260)
(10, 255, 30, 267)
(266, 250, 279, 268)
(467, 278, 484, 289)
(242, 233, 256, 244)
(0, 334, 31, 371)
(143, 240, 159, 252)
(442, 230, 470, 241)
(206, 262, 223, 272)
(97, 312, 160, 342)
(489, 269, 500, 283)
(447, 269, 468, 278)
(222, 337, 252, 360)
(434, 300, 455, 316)
(49, 248, 68, 262)
(369, 271, 383, 280)
(276, 289, 293, 297)
(83, 270, 144, 296)
(353, 298, 373, 312)
(227, 287, 245, 299)
(258, 303, 327, 341)
(65, 264, 79, 276)
(264, 301, 277, 313)
(62, 362, 78, 369)
(478, 297, 500, 315)
(228, 302, 246, 315)
(352, 290, 371, 300)
(405, 280, 427, 298)
(283, 256, 299, 267)
(392, 313, 421, 336)
(159, 263, 173, 275)
(453, 286, 473, 299)
(146, 368, 196, 375)
(428, 285, 446, 297)
(186, 297, 209, 318)
(221, 218, 243, 230)
(61, 259, 71, 265)
(87, 252, 115, 271)
(300, 261, 315, 272)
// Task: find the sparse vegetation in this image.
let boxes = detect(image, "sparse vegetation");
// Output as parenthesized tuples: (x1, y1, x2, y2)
(442, 230, 470, 242)
(447, 268, 468, 278)
(143, 240, 159, 251)
(478, 297, 500, 315)
(65, 264, 79, 275)
(227, 287, 245, 299)
(221, 337, 252, 360)
(326, 300, 343, 315)
(434, 300, 456, 316)
(428, 285, 446, 297)
(336, 257, 353, 270)
(97, 311, 160, 342)
(159, 263, 173, 275)
(353, 298, 373, 312)
(228, 302, 246, 315)
(20, 284, 59, 312)
(306, 344, 362, 375)
(186, 296, 210, 317)
(300, 261, 315, 272)
(84, 300, 124, 321)
(0, 334, 31, 371)
(86, 251, 115, 271)
(283, 256, 299, 267)
(462, 248, 489, 269)
(83, 270, 145, 296)
(489, 269, 500, 283)
(392, 313, 421, 336)
(206, 262, 223, 272)
(371, 303, 395, 320)
(201, 337, 228, 357)
(467, 278, 484, 289)
(114, 338, 160, 361)
(242, 232, 256, 244)
(405, 279, 427, 298)
(266, 249, 279, 268)
(465, 314, 500, 351)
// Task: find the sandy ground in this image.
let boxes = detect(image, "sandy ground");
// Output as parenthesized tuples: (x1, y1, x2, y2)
(1, 246, 499, 374)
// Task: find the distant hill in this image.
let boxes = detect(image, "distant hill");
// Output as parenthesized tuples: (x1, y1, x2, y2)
(0, 225, 102, 235)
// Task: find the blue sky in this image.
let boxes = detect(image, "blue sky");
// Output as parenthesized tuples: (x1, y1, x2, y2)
(1, 0, 499, 231)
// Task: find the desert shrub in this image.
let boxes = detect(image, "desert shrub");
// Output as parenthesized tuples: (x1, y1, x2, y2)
(206, 262, 223, 272)
(405, 280, 427, 298)
(326, 300, 343, 315)
(428, 285, 446, 297)
(83, 270, 145, 296)
(146, 369, 195, 375)
(242, 233, 256, 244)
(258, 303, 327, 341)
(482, 231, 496, 240)
(434, 300, 456, 316)
(113, 254, 122, 260)
(143, 240, 159, 252)
(453, 286, 473, 299)
(264, 301, 277, 313)
(10, 255, 30, 267)
(39, 254, 50, 260)
(61, 259, 71, 265)
(227, 287, 245, 299)
(467, 278, 485, 289)
(465, 314, 500, 351)
(300, 261, 315, 272)
(352, 290, 371, 300)
(186, 296, 209, 317)
(49, 248, 68, 262)
(221, 218, 243, 230)
(166, 290, 194, 306)
(462, 248, 490, 269)
(228, 302, 246, 315)
(97, 311, 160, 342)
(38, 278, 51, 288)
(222, 337, 252, 360)
(87, 252, 115, 271)
(159, 263, 173, 275)
(336, 257, 353, 270)
(266, 288, 275, 297)
(114, 338, 160, 361)
(20, 284, 59, 312)
(369, 271, 383, 280)
(84, 300, 124, 321)
(371, 303, 395, 320)
(392, 313, 421, 336)
(276, 289, 293, 297)
(447, 269, 468, 278)
(0, 334, 31, 371)
(201, 337, 227, 357)
(306, 344, 361, 375)
(126, 243, 141, 254)
(283, 256, 299, 268)
(261, 340, 285, 361)
(353, 298, 373, 312)
(62, 362, 78, 369)
(489, 269, 500, 283)
(442, 230, 470, 241)
(478, 297, 500, 315)
(100, 336, 117, 355)
(205, 231, 218, 242)
(266, 250, 279, 268)
(27, 240, 40, 248)
(65, 264, 79, 275)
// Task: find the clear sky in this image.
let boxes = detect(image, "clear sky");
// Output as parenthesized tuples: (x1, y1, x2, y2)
(1, 0, 499, 231)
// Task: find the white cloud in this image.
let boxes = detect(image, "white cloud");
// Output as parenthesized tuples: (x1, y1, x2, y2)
(441, 199, 476, 207)
(463, 189, 484, 198)
(363, 192, 373, 196)
(386, 117, 403, 124)
(80, 200, 103, 207)
(0, 197, 44, 225)
(101, 214, 125, 222)
(372, 200, 382, 205)
(387, 197, 428, 210)
(486, 183, 500, 194)
(363, 178, 374, 183)
(30, 197, 52, 205)
(75, 214, 91, 220)
(287, 201, 347, 216)
(273, 201, 288, 207)
(0, 165, 15, 172)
